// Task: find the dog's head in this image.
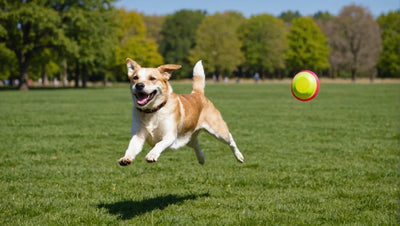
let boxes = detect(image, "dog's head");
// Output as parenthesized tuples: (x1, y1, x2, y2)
(126, 58, 181, 109)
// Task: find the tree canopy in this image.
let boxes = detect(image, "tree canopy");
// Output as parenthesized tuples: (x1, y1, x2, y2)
(113, 9, 163, 81)
(0, 0, 118, 89)
(285, 17, 330, 75)
(328, 5, 381, 80)
(279, 10, 302, 23)
(65, 3, 119, 87)
(189, 11, 244, 78)
(0, 1, 76, 89)
(377, 11, 399, 78)
(313, 11, 334, 23)
(239, 14, 287, 78)
(158, 10, 206, 78)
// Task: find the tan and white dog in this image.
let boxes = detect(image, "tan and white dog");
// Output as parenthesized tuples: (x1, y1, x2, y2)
(118, 58, 244, 165)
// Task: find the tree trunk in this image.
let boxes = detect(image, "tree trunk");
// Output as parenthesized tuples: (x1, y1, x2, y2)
(370, 68, 376, 83)
(103, 73, 108, 86)
(61, 59, 68, 87)
(351, 68, 356, 82)
(74, 63, 80, 88)
(82, 75, 87, 88)
(42, 64, 48, 86)
(82, 64, 87, 88)
(278, 69, 283, 80)
(18, 52, 30, 91)
(330, 68, 335, 79)
(214, 68, 220, 82)
(19, 71, 29, 90)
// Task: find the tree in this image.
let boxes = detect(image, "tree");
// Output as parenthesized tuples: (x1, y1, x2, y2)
(61, 2, 119, 87)
(0, 0, 119, 90)
(189, 12, 245, 79)
(313, 11, 334, 24)
(377, 11, 400, 78)
(143, 14, 165, 43)
(328, 5, 381, 81)
(238, 14, 287, 78)
(113, 9, 163, 81)
(313, 11, 337, 78)
(0, 1, 77, 90)
(279, 10, 302, 23)
(0, 43, 18, 82)
(285, 17, 330, 76)
(30, 48, 60, 85)
(158, 10, 206, 79)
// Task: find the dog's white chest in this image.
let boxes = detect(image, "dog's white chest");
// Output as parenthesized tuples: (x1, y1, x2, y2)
(144, 121, 162, 143)
(139, 115, 171, 145)
(141, 116, 192, 150)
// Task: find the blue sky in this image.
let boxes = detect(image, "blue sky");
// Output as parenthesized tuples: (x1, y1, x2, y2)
(114, 0, 399, 17)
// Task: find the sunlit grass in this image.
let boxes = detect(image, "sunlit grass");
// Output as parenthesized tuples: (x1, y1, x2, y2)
(0, 83, 398, 224)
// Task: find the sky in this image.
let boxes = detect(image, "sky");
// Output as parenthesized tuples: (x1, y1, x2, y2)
(114, 0, 399, 18)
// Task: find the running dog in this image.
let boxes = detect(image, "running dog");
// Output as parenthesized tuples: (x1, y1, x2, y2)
(118, 59, 244, 165)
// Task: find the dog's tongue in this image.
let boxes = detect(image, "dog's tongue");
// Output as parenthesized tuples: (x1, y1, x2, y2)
(137, 93, 150, 105)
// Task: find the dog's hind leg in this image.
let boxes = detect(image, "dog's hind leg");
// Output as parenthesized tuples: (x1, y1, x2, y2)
(226, 133, 244, 163)
(202, 112, 244, 163)
(188, 137, 205, 165)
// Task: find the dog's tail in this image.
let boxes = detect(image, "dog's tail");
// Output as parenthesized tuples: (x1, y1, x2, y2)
(192, 60, 205, 94)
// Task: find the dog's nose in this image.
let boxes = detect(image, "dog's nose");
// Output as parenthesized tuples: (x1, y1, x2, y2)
(135, 83, 145, 91)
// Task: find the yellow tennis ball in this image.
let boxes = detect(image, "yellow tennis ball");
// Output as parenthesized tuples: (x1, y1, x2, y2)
(291, 70, 320, 101)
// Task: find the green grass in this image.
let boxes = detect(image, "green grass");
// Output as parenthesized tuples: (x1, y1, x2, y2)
(0, 82, 398, 225)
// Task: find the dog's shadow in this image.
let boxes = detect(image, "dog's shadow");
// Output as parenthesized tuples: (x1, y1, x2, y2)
(98, 193, 209, 220)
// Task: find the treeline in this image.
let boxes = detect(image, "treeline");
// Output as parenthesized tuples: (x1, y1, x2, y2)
(0, 1, 398, 90)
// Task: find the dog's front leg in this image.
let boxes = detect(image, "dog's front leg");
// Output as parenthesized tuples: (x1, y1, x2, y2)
(119, 134, 145, 166)
(145, 135, 176, 162)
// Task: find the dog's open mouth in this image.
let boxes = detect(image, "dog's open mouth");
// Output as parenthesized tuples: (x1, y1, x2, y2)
(136, 90, 157, 106)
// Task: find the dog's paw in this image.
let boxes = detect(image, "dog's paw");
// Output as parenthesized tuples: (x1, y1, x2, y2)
(198, 158, 205, 165)
(118, 157, 132, 166)
(145, 153, 159, 163)
(196, 154, 205, 165)
(234, 151, 244, 163)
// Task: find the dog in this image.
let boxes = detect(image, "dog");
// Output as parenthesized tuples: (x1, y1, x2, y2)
(118, 58, 244, 165)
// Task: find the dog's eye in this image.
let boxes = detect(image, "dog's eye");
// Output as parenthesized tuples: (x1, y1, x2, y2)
(149, 76, 156, 81)
(132, 76, 138, 80)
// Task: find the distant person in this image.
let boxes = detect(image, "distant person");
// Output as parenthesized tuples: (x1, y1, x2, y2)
(254, 72, 259, 83)
(53, 78, 59, 87)
(212, 75, 217, 82)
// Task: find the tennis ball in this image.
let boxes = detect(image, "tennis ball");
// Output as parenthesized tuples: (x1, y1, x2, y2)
(291, 70, 319, 101)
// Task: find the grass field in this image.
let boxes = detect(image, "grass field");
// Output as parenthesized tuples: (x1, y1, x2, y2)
(0, 82, 399, 225)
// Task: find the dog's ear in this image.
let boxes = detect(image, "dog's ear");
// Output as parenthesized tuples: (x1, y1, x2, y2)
(158, 64, 182, 80)
(126, 58, 141, 78)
